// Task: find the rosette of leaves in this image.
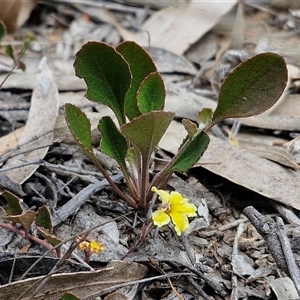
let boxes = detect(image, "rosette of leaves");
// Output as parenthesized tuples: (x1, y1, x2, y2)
(65, 41, 287, 212)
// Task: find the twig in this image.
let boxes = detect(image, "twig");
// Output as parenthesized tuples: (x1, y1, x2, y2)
(149, 258, 184, 300)
(52, 173, 124, 226)
(243, 206, 288, 273)
(9, 252, 17, 284)
(0, 39, 29, 90)
(231, 222, 245, 300)
(168, 260, 211, 300)
(180, 234, 227, 298)
(276, 216, 300, 297)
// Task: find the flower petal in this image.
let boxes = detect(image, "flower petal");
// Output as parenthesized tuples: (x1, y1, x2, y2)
(90, 240, 105, 254)
(151, 186, 170, 204)
(169, 210, 189, 236)
(152, 210, 170, 227)
(169, 193, 197, 216)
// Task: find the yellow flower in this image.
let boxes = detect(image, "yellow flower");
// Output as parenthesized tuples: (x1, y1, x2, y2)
(151, 186, 197, 235)
(90, 240, 105, 254)
(78, 241, 90, 251)
(78, 240, 105, 254)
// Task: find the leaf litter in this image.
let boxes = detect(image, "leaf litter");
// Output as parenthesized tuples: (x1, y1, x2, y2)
(1, 1, 300, 299)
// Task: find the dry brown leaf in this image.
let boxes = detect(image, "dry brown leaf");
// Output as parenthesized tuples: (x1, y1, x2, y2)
(160, 121, 300, 210)
(1, 57, 59, 183)
(104, 291, 128, 300)
(135, 0, 238, 54)
(147, 47, 197, 75)
(0, 0, 36, 32)
(0, 260, 148, 300)
(202, 135, 300, 210)
(238, 140, 300, 170)
(0, 127, 24, 159)
(269, 277, 299, 300)
(185, 32, 217, 64)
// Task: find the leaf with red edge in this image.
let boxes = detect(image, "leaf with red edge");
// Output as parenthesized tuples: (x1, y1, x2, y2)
(74, 41, 131, 124)
(64, 103, 93, 154)
(137, 72, 165, 114)
(212, 52, 287, 125)
(116, 41, 157, 120)
(121, 111, 174, 160)
(3, 190, 23, 215)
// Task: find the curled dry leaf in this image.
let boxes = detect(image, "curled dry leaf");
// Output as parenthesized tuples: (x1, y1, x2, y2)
(1, 57, 59, 184)
(0, 260, 148, 300)
(238, 140, 300, 171)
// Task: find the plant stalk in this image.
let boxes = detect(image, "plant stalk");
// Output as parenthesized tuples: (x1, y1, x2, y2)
(149, 132, 198, 195)
(90, 154, 137, 208)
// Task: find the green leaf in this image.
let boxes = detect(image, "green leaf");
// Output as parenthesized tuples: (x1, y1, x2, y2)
(121, 111, 174, 159)
(60, 293, 81, 300)
(36, 205, 53, 233)
(137, 72, 165, 114)
(5, 44, 14, 60)
(98, 116, 128, 170)
(0, 21, 6, 42)
(212, 52, 288, 125)
(64, 104, 93, 153)
(169, 131, 210, 173)
(37, 226, 62, 247)
(197, 108, 213, 130)
(64, 103, 103, 169)
(116, 41, 157, 120)
(74, 42, 131, 124)
(3, 190, 23, 215)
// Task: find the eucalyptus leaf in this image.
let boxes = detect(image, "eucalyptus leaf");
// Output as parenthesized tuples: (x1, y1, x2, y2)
(98, 116, 128, 171)
(169, 131, 210, 173)
(212, 52, 287, 125)
(116, 41, 157, 120)
(137, 72, 165, 114)
(74, 42, 131, 124)
(121, 111, 174, 160)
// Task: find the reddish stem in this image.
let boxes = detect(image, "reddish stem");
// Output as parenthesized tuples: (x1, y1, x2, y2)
(0, 222, 58, 256)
